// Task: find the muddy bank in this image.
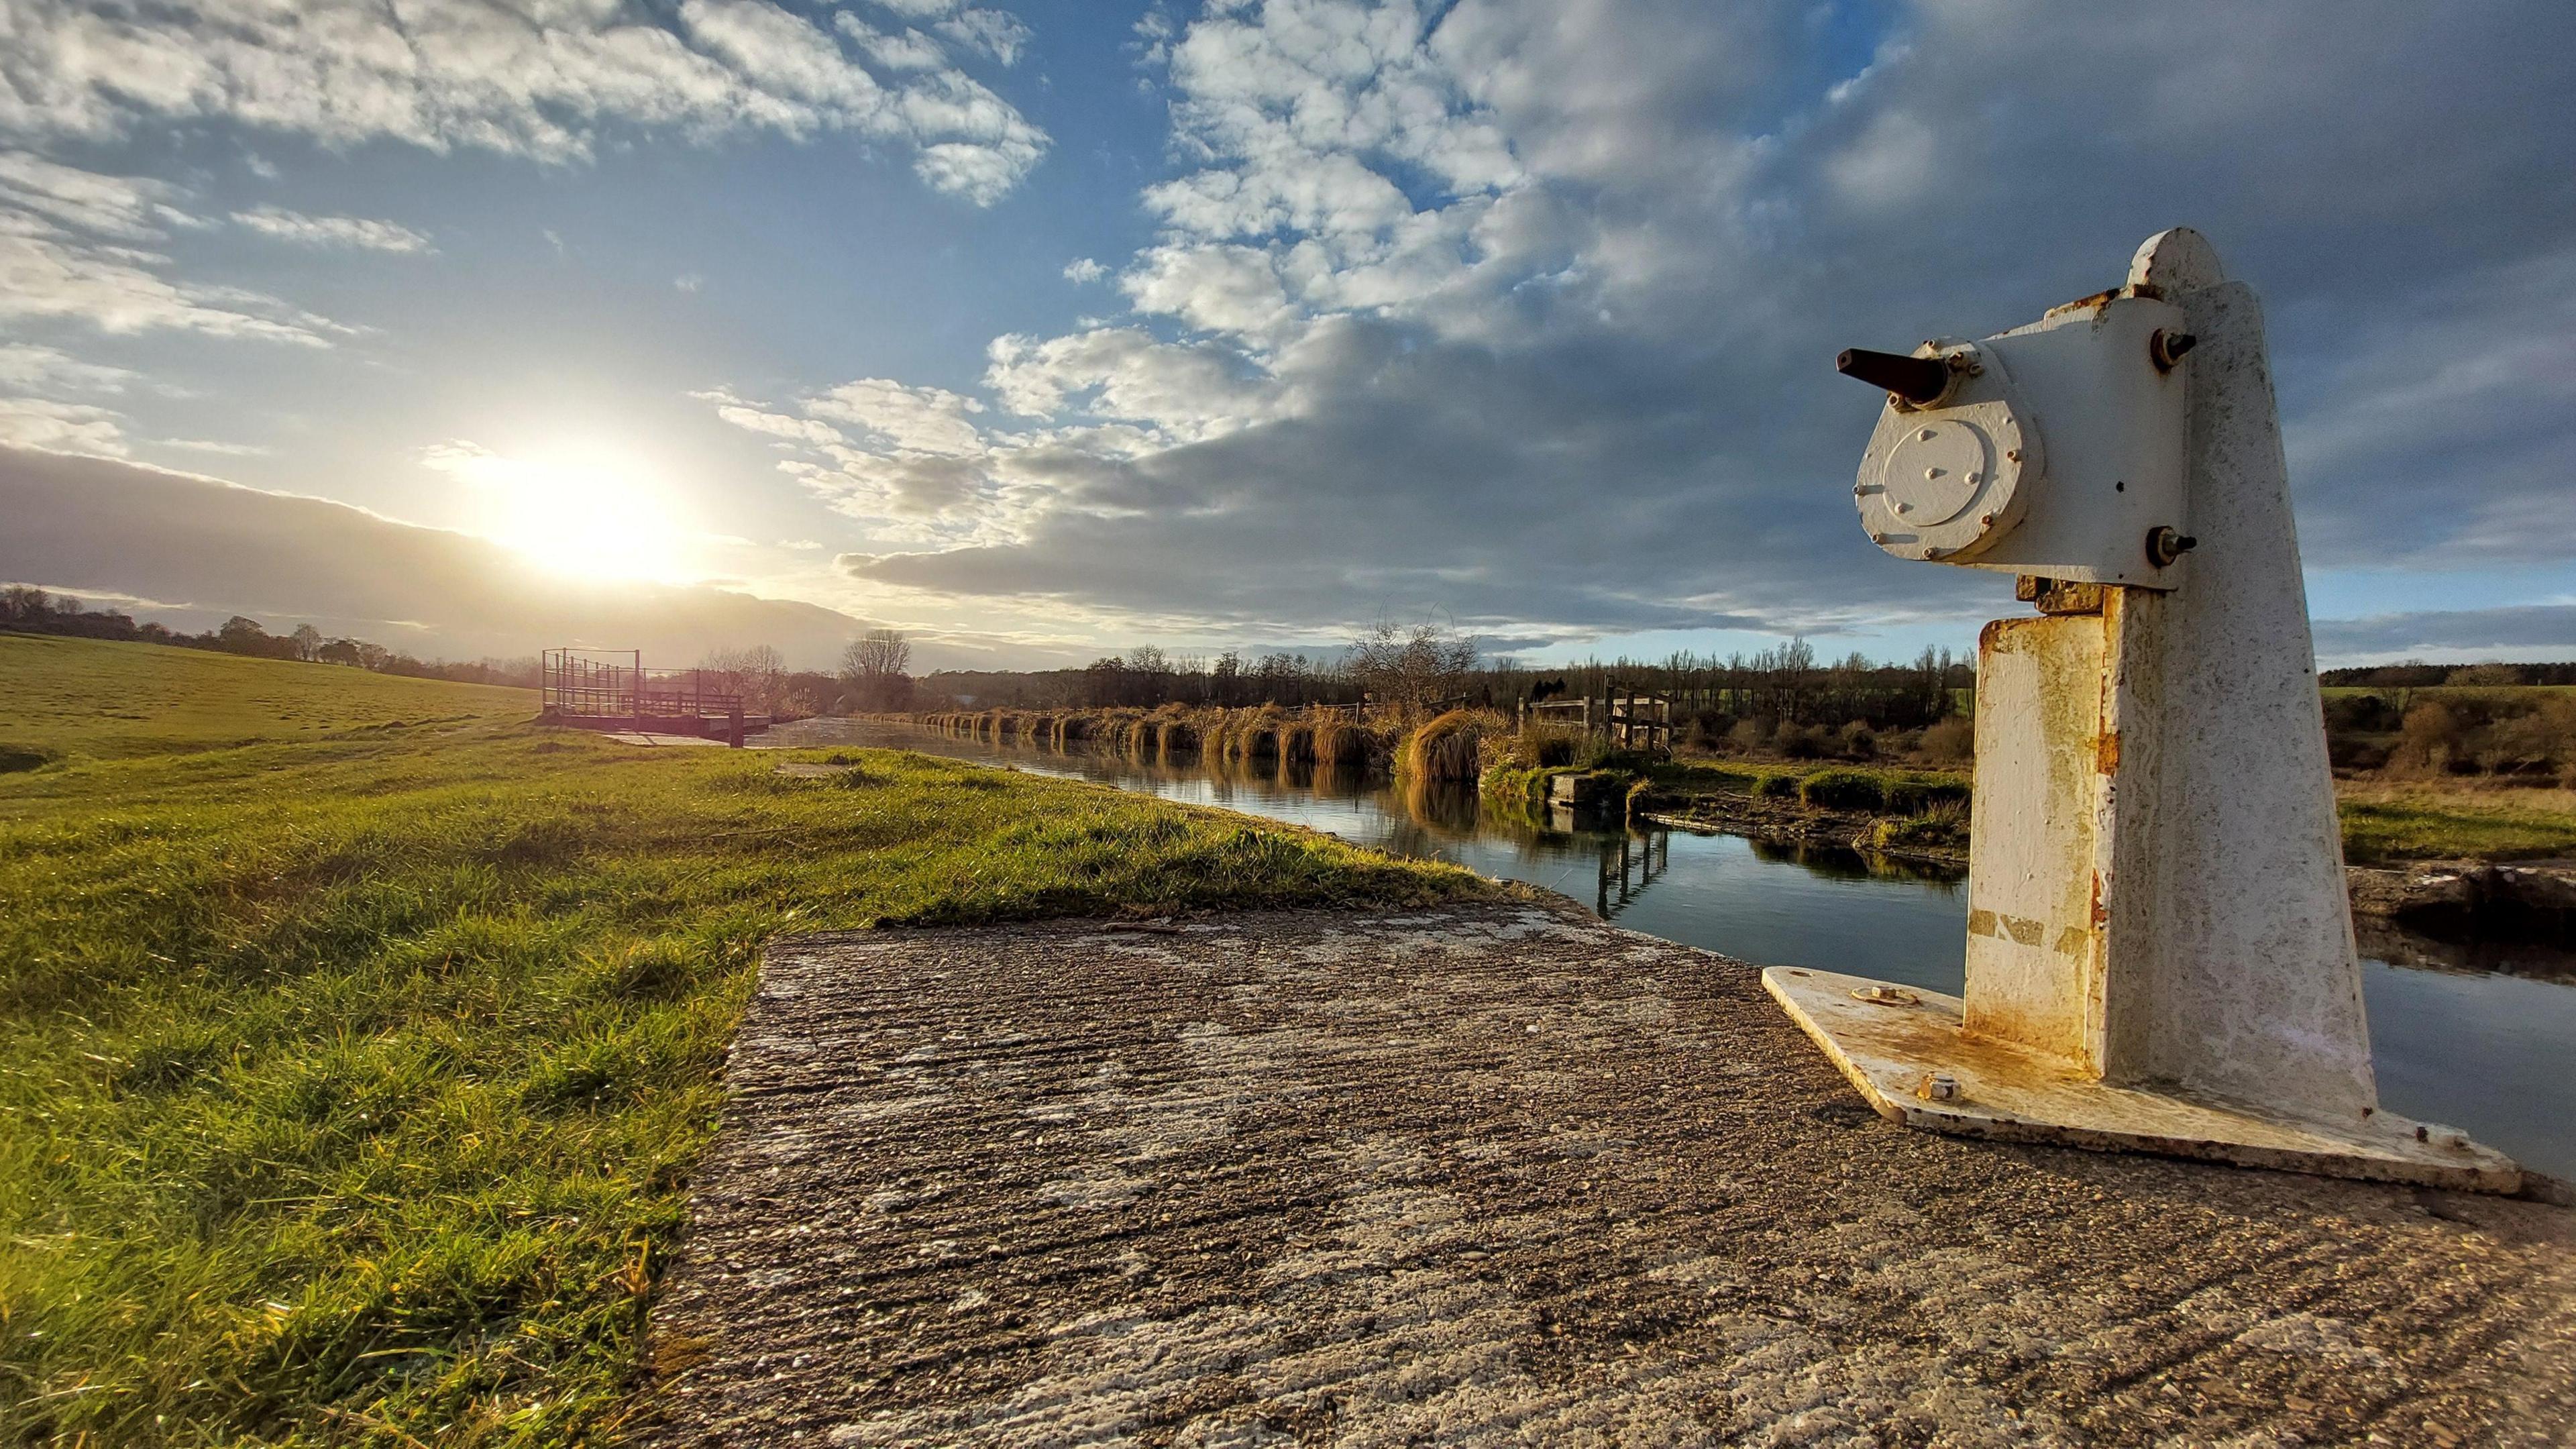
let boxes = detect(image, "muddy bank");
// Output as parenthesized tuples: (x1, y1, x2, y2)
(2349, 859, 2576, 936)
(646, 903, 2573, 1447)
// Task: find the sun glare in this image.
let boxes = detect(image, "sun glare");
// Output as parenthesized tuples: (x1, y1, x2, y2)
(430, 443, 695, 582)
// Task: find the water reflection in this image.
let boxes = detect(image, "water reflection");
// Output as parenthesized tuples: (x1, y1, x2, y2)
(759, 718, 2573, 1180)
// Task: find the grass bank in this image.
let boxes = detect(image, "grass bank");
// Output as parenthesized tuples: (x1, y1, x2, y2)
(0, 632, 531, 765)
(2336, 783, 2576, 865)
(0, 637, 1489, 1446)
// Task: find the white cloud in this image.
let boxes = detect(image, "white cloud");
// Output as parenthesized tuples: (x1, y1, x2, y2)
(0, 342, 136, 394)
(0, 156, 356, 343)
(796, 450, 991, 521)
(709, 400, 848, 448)
(0, 229, 345, 344)
(702, 379, 1010, 545)
(1120, 243, 1294, 339)
(1063, 258, 1107, 284)
(937, 9, 1033, 66)
(1823, 107, 1939, 211)
(0, 0, 1050, 205)
(804, 378, 988, 456)
(0, 150, 197, 238)
(231, 206, 434, 254)
(0, 396, 125, 455)
(912, 137, 1046, 207)
(835, 13, 951, 72)
(984, 329, 1290, 441)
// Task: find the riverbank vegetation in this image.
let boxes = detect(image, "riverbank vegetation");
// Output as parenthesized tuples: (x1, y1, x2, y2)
(0, 635, 1488, 1446)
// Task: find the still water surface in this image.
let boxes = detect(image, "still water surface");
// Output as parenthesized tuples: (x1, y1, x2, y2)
(765, 718, 2576, 1181)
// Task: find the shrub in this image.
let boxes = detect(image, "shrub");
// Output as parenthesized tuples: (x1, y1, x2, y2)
(2479, 696, 2576, 779)
(1918, 715, 1974, 763)
(1774, 721, 1829, 759)
(1727, 718, 1768, 755)
(1756, 773, 1801, 800)
(2386, 702, 2463, 777)
(2323, 693, 2402, 735)
(1799, 768, 1886, 811)
(1837, 721, 1878, 759)
(1882, 777, 1972, 813)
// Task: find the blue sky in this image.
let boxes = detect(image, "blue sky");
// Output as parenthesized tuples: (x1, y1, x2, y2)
(3, 0, 2571, 671)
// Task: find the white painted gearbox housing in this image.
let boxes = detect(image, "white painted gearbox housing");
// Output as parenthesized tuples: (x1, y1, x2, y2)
(1854, 292, 2190, 588)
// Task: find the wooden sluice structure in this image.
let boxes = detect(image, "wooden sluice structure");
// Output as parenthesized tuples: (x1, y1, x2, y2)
(539, 648, 767, 746)
(1522, 680, 1674, 755)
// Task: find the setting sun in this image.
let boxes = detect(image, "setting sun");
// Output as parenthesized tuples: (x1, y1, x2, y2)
(425, 442, 694, 582)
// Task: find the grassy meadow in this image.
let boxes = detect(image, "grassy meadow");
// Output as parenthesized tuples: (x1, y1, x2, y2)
(0, 634, 533, 767)
(2335, 782, 2576, 864)
(0, 636, 1489, 1446)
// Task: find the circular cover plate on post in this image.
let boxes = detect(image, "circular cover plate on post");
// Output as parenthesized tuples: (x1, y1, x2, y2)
(1856, 360, 2037, 563)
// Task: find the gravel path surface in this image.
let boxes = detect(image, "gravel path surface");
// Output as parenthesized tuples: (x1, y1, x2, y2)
(647, 902, 2575, 1447)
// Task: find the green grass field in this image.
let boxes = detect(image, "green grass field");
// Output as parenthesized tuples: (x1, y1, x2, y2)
(0, 634, 533, 765)
(0, 636, 1489, 1446)
(2335, 783, 2576, 864)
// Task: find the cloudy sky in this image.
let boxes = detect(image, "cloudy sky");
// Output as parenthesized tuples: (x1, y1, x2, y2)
(2, 0, 2570, 670)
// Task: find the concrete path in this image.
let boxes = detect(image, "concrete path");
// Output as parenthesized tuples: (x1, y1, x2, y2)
(647, 903, 2575, 1447)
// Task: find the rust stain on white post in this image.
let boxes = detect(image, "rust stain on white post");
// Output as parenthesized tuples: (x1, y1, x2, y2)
(1773, 229, 2520, 1192)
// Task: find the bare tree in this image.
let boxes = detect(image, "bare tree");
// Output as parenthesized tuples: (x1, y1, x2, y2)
(700, 644, 788, 715)
(1345, 615, 1479, 714)
(290, 623, 323, 662)
(841, 629, 912, 682)
(839, 629, 913, 712)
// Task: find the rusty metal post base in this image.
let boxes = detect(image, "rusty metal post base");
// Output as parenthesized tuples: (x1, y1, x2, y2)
(1762, 966, 2521, 1194)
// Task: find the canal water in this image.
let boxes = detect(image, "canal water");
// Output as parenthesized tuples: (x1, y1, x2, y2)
(762, 718, 2576, 1181)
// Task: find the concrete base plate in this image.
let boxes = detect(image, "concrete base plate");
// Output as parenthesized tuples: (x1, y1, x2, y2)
(1763, 966, 2522, 1194)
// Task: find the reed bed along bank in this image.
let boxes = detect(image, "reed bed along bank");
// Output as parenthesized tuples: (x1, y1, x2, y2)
(914, 704, 1416, 772)
(907, 704, 1592, 790)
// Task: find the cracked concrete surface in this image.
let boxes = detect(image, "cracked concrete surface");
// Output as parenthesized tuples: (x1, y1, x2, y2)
(646, 902, 2575, 1446)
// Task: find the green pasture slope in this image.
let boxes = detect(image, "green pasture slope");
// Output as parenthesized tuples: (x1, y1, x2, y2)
(0, 636, 1488, 1446)
(0, 633, 533, 766)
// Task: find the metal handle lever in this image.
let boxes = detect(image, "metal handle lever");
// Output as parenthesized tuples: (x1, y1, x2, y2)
(1835, 347, 1952, 406)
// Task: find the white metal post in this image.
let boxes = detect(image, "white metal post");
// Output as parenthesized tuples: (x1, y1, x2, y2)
(1764, 229, 2519, 1193)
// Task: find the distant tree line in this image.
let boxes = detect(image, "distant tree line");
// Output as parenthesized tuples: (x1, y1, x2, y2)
(2319, 661, 2576, 688)
(0, 584, 539, 687)
(916, 630, 1969, 724)
(683, 632, 911, 722)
